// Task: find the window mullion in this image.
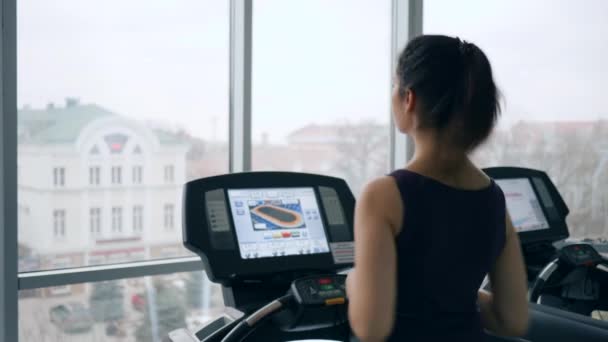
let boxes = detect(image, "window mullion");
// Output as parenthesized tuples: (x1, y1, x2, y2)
(1, 0, 19, 340)
(229, 0, 253, 173)
(390, 0, 423, 169)
(18, 257, 204, 290)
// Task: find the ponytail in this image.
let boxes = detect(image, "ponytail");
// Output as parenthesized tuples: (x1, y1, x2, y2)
(397, 35, 501, 150)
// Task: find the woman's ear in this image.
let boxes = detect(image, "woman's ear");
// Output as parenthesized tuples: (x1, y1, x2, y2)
(404, 88, 416, 114)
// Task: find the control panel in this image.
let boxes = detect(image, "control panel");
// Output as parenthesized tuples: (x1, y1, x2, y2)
(227, 187, 330, 259)
(484, 167, 570, 244)
(559, 244, 604, 267)
(291, 275, 347, 306)
(183, 172, 356, 284)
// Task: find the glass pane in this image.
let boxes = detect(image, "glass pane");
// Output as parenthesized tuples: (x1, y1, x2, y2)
(251, 0, 392, 195)
(424, 0, 608, 240)
(19, 271, 223, 341)
(18, 0, 229, 271)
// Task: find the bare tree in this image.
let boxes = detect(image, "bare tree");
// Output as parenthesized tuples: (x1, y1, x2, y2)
(332, 121, 389, 195)
(475, 120, 608, 239)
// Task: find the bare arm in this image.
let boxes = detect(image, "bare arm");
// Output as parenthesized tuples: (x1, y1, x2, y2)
(479, 214, 529, 336)
(347, 177, 402, 342)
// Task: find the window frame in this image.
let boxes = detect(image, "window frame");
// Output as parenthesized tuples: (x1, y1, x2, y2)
(53, 166, 65, 187)
(164, 164, 174, 183)
(1, 1, 418, 340)
(133, 205, 143, 233)
(111, 165, 122, 185)
(89, 166, 101, 186)
(111, 206, 123, 233)
(52, 209, 66, 239)
(163, 203, 175, 231)
(1, 1, 18, 339)
(132, 165, 143, 184)
(391, 0, 420, 168)
(90, 207, 101, 236)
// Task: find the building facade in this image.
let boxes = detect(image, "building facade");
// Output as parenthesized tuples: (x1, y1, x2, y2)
(18, 100, 188, 295)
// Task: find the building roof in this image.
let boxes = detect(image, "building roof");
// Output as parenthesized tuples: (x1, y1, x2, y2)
(287, 123, 383, 143)
(18, 101, 184, 145)
(19, 103, 112, 144)
(153, 129, 184, 145)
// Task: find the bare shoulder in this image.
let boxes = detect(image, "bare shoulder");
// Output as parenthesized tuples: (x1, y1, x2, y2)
(358, 176, 403, 235)
(469, 164, 493, 188)
(360, 176, 401, 203)
(475, 167, 493, 182)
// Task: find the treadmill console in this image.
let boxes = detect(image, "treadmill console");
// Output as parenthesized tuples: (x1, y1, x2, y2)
(559, 243, 603, 267)
(183, 172, 355, 284)
(484, 167, 570, 245)
(291, 275, 347, 306)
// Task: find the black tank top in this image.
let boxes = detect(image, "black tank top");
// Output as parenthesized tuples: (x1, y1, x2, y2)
(387, 169, 506, 342)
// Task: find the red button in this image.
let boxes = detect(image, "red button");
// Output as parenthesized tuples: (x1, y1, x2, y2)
(318, 278, 332, 285)
(281, 232, 291, 238)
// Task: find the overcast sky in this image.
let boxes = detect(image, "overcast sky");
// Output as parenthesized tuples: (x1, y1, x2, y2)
(18, 0, 608, 143)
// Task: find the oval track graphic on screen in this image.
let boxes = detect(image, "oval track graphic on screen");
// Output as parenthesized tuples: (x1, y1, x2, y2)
(251, 205, 304, 229)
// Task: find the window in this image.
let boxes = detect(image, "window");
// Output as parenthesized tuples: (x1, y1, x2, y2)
(133, 205, 144, 233)
(5, 0, 411, 339)
(53, 210, 66, 239)
(89, 166, 101, 186)
(52, 167, 65, 187)
(18, 0, 229, 270)
(111, 207, 123, 233)
(424, 0, 608, 239)
(164, 165, 175, 183)
(111, 166, 122, 185)
(90, 208, 101, 236)
(164, 204, 174, 231)
(251, 0, 391, 195)
(18, 271, 223, 341)
(132, 165, 143, 184)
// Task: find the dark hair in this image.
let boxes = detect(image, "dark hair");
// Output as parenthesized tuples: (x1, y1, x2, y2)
(396, 34, 501, 150)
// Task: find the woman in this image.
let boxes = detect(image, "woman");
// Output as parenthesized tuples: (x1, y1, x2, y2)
(346, 35, 529, 341)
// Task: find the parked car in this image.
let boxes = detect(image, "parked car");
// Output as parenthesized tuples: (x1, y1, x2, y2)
(89, 280, 125, 321)
(49, 302, 94, 333)
(105, 320, 127, 337)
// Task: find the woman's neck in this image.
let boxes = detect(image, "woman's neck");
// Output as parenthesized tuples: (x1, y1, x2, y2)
(407, 131, 470, 173)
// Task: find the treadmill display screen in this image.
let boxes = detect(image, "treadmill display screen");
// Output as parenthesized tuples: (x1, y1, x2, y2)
(496, 178, 550, 233)
(227, 187, 330, 259)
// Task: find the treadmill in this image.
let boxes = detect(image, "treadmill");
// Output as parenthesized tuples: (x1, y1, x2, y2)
(172, 172, 356, 341)
(485, 167, 608, 342)
(171, 169, 608, 341)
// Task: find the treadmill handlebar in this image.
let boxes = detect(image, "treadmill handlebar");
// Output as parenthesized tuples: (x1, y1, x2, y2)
(221, 294, 294, 342)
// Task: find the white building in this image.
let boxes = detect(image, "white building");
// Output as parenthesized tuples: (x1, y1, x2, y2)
(18, 99, 188, 276)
